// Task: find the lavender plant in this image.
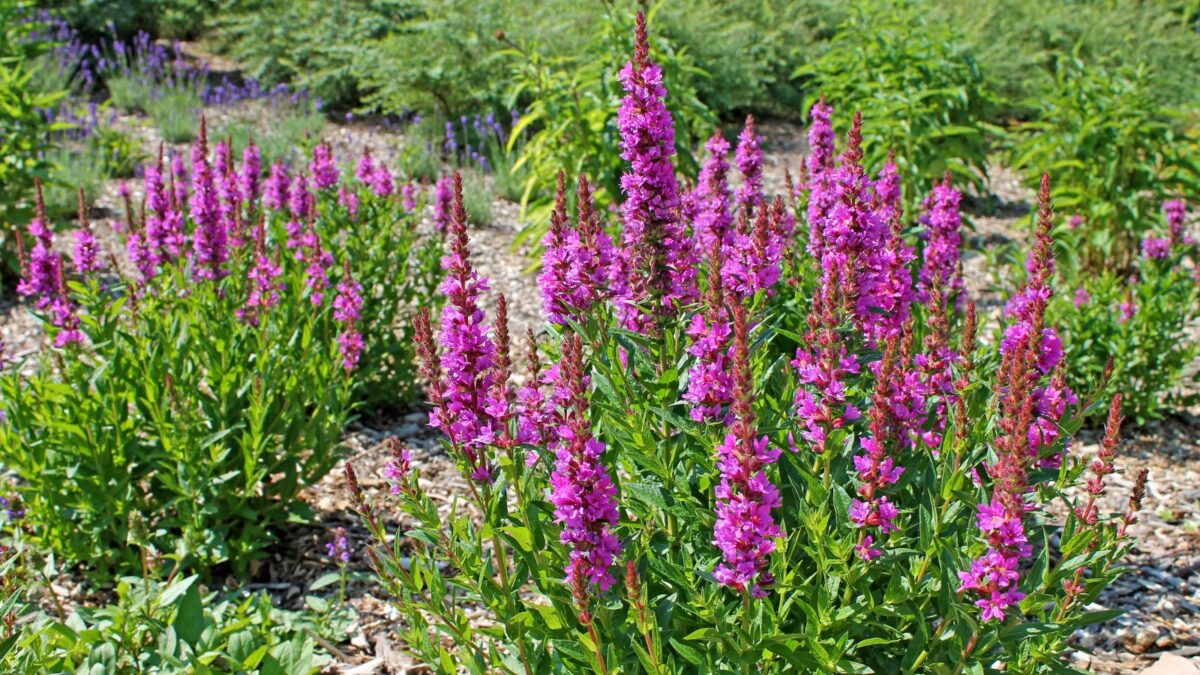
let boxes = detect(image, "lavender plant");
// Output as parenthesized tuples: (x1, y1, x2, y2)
(0, 122, 443, 575)
(348, 14, 1144, 673)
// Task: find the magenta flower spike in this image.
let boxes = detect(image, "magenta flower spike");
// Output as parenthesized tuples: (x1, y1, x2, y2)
(240, 140, 261, 206)
(432, 176, 454, 232)
(17, 180, 63, 309)
(692, 130, 733, 255)
(613, 12, 698, 332)
(549, 333, 622, 592)
(713, 304, 782, 597)
(1164, 199, 1187, 246)
(918, 173, 965, 308)
(684, 242, 734, 422)
(430, 172, 499, 483)
(333, 259, 365, 371)
(264, 162, 291, 213)
(72, 189, 102, 276)
(310, 142, 339, 191)
(805, 98, 837, 257)
(189, 118, 229, 281)
(734, 115, 763, 217)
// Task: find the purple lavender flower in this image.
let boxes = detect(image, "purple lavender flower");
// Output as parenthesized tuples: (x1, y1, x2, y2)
(549, 334, 621, 592)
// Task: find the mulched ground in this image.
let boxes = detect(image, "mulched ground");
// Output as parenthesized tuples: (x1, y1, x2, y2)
(6, 80, 1199, 673)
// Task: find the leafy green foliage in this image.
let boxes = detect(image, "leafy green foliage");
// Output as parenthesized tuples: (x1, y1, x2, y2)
(0, 160, 443, 576)
(1051, 248, 1199, 424)
(1009, 61, 1200, 271)
(794, 1, 996, 203)
(0, 0, 66, 282)
(3, 573, 324, 673)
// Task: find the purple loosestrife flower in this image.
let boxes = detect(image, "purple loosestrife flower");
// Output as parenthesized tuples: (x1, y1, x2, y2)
(1164, 199, 1187, 246)
(334, 260, 364, 371)
(918, 174, 965, 307)
(171, 152, 190, 209)
(355, 148, 375, 184)
(792, 270, 861, 453)
(286, 173, 314, 254)
(613, 13, 698, 332)
(515, 329, 555, 457)
(303, 224, 333, 306)
(17, 181, 62, 309)
(1141, 237, 1169, 260)
(264, 162, 290, 212)
(961, 176, 1068, 623)
(190, 119, 229, 281)
(540, 174, 616, 324)
(73, 190, 102, 276)
(370, 163, 394, 198)
(326, 527, 351, 564)
(691, 130, 733, 254)
(383, 437, 415, 495)
(215, 141, 245, 247)
(50, 265, 83, 348)
(723, 201, 784, 299)
(238, 223, 283, 326)
(684, 242, 734, 422)
(143, 146, 178, 266)
(713, 304, 782, 597)
(402, 182, 419, 212)
(734, 115, 763, 216)
(549, 334, 622, 592)
(805, 98, 837, 257)
(310, 142, 339, 190)
(1073, 287, 1090, 307)
(240, 141, 261, 206)
(338, 186, 360, 217)
(873, 155, 902, 227)
(429, 173, 500, 483)
(539, 172, 574, 323)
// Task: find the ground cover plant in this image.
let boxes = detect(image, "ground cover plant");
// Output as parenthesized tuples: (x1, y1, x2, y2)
(344, 15, 1153, 672)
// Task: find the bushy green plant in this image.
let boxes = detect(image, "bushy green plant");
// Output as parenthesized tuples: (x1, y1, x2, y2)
(348, 21, 1142, 671)
(215, 102, 326, 168)
(1009, 61, 1200, 272)
(42, 122, 144, 217)
(793, 0, 995, 203)
(1050, 234, 1199, 424)
(3, 573, 324, 673)
(0, 129, 443, 576)
(145, 88, 203, 143)
(0, 0, 67, 282)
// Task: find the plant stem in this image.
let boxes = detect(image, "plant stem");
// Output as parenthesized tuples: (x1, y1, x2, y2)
(587, 621, 610, 675)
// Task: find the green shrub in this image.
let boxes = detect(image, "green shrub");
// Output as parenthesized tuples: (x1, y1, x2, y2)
(0, 131, 443, 576)
(794, 0, 996, 203)
(3, 572, 325, 673)
(1009, 61, 1200, 272)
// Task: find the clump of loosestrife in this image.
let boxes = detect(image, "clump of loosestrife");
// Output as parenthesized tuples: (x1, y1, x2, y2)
(351, 13, 1145, 673)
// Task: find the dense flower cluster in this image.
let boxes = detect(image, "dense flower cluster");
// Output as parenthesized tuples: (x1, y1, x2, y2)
(960, 175, 1075, 622)
(792, 276, 861, 455)
(333, 262, 365, 371)
(539, 174, 617, 324)
(712, 305, 782, 596)
(683, 245, 733, 421)
(917, 174, 965, 306)
(1164, 199, 1188, 246)
(612, 13, 698, 331)
(549, 334, 622, 592)
(421, 173, 499, 483)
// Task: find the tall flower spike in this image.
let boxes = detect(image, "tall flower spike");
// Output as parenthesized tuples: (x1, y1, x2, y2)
(805, 97, 837, 257)
(549, 333, 622, 591)
(432, 172, 498, 483)
(734, 115, 763, 216)
(613, 11, 697, 332)
(684, 240, 733, 421)
(310, 141, 338, 191)
(692, 130, 733, 254)
(486, 294, 516, 447)
(190, 116, 229, 281)
(713, 303, 782, 597)
(918, 172, 965, 308)
(792, 266, 861, 454)
(17, 179, 62, 309)
(73, 189, 102, 276)
(334, 259, 364, 371)
(539, 171, 573, 324)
